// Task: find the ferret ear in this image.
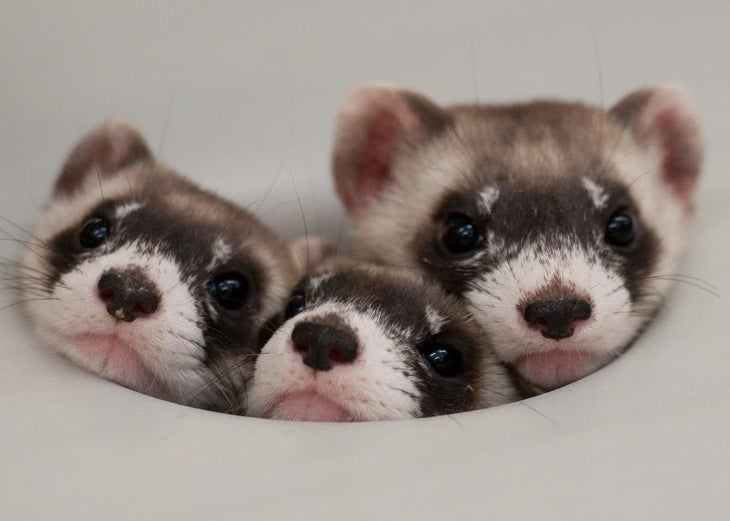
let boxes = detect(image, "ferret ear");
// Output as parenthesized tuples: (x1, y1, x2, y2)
(54, 119, 153, 196)
(289, 236, 339, 274)
(610, 84, 703, 206)
(332, 84, 451, 213)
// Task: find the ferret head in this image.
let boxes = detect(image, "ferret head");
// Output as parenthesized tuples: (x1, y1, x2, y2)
(332, 84, 703, 393)
(19, 120, 298, 410)
(248, 250, 519, 422)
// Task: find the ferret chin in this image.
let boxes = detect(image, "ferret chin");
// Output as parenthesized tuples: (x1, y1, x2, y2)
(14, 119, 299, 412)
(331, 83, 703, 393)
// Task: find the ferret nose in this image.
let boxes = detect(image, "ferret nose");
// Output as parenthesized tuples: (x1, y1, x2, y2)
(523, 299, 592, 339)
(291, 322, 358, 371)
(98, 270, 160, 323)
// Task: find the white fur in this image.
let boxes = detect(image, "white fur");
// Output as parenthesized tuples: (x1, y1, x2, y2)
(424, 305, 447, 334)
(581, 177, 609, 210)
(455, 249, 488, 269)
(115, 201, 144, 220)
(308, 273, 333, 292)
(24, 241, 211, 405)
(464, 242, 640, 389)
(207, 237, 233, 271)
(479, 186, 500, 213)
(248, 302, 421, 421)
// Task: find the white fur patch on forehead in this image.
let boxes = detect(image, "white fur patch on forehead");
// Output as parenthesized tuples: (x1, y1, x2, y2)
(307, 273, 334, 292)
(207, 237, 233, 271)
(479, 186, 500, 214)
(424, 305, 447, 334)
(115, 201, 144, 220)
(581, 177, 609, 210)
(248, 301, 422, 421)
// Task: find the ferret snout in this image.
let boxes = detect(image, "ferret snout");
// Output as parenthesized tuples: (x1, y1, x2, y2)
(291, 321, 358, 371)
(97, 268, 160, 323)
(517, 278, 593, 340)
(522, 299, 592, 339)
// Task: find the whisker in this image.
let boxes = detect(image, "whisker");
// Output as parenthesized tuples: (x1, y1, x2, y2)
(0, 296, 60, 313)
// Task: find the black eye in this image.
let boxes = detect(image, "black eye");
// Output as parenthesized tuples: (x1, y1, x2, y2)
(284, 292, 306, 319)
(421, 344, 463, 377)
(208, 272, 249, 310)
(79, 216, 109, 248)
(442, 213, 484, 255)
(605, 211, 635, 247)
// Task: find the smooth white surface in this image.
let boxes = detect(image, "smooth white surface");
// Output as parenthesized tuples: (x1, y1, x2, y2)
(1, 2, 729, 520)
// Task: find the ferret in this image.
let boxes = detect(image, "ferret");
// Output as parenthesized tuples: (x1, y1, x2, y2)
(331, 84, 703, 394)
(13, 120, 299, 411)
(247, 242, 521, 422)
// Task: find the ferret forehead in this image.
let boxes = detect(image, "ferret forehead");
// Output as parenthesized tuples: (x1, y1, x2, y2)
(113, 205, 280, 286)
(450, 99, 612, 143)
(439, 169, 629, 224)
(42, 166, 279, 269)
(442, 101, 625, 184)
(112, 163, 252, 225)
(307, 265, 468, 333)
(157, 183, 278, 245)
(494, 173, 628, 209)
(310, 265, 424, 302)
(99, 166, 281, 255)
(141, 178, 296, 314)
(35, 163, 179, 239)
(489, 184, 611, 251)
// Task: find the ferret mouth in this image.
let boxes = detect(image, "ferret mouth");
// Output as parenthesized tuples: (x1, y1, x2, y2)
(71, 332, 156, 384)
(512, 349, 608, 391)
(267, 391, 356, 422)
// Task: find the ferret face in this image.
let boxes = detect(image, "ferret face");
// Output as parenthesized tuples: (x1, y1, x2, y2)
(332, 85, 703, 393)
(248, 262, 519, 422)
(19, 121, 297, 410)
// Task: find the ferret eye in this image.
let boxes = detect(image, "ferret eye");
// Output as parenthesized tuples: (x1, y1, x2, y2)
(420, 344, 463, 377)
(605, 211, 635, 247)
(442, 213, 484, 255)
(284, 292, 306, 319)
(208, 272, 249, 310)
(79, 216, 109, 248)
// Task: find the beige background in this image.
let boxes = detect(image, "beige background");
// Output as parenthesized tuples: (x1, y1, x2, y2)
(1, 1, 728, 519)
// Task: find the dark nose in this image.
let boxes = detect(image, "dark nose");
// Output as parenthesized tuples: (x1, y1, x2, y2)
(98, 270, 160, 323)
(291, 322, 358, 371)
(523, 299, 592, 339)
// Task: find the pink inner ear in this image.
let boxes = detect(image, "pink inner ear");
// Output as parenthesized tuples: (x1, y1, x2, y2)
(54, 135, 114, 195)
(345, 109, 404, 211)
(54, 122, 151, 197)
(657, 109, 698, 204)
